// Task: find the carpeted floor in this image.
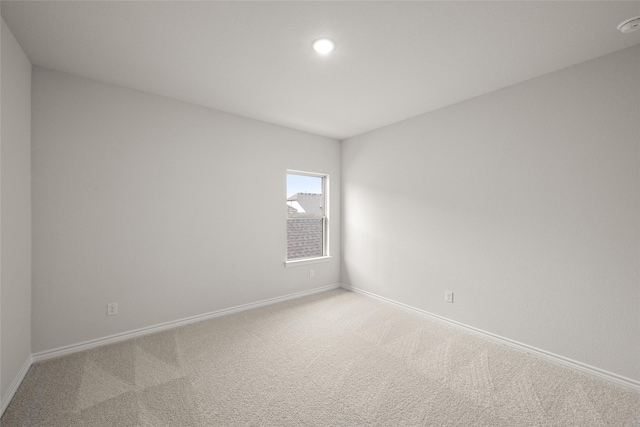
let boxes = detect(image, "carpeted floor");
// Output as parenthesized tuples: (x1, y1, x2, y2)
(3, 289, 639, 426)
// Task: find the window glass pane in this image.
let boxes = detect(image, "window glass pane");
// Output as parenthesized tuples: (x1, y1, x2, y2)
(287, 218, 323, 260)
(286, 171, 327, 261)
(287, 174, 323, 217)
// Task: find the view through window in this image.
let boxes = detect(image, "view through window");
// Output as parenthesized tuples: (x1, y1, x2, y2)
(286, 171, 327, 261)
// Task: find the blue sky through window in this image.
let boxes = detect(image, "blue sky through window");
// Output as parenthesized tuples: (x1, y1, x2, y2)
(287, 173, 322, 198)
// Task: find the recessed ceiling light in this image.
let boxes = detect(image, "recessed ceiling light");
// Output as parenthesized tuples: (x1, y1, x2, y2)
(617, 16, 640, 33)
(312, 38, 336, 54)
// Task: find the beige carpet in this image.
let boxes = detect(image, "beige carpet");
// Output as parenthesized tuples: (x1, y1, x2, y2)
(3, 289, 640, 426)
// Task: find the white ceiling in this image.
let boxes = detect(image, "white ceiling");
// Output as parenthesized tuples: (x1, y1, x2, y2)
(2, 1, 639, 140)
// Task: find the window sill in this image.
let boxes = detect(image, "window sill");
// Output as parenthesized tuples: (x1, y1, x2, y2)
(285, 256, 332, 268)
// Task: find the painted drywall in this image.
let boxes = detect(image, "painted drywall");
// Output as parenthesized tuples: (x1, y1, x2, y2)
(1, 17, 32, 400)
(342, 45, 640, 381)
(31, 67, 341, 353)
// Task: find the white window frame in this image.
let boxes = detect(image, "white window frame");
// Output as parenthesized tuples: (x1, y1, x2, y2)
(285, 169, 331, 267)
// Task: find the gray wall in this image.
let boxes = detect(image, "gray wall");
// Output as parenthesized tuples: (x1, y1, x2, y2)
(342, 45, 640, 381)
(1, 17, 32, 400)
(32, 67, 341, 353)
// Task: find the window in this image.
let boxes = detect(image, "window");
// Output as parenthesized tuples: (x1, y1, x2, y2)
(286, 170, 329, 263)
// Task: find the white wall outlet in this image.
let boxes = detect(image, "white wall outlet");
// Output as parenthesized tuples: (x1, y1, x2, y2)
(309, 269, 315, 278)
(107, 302, 118, 316)
(445, 291, 453, 303)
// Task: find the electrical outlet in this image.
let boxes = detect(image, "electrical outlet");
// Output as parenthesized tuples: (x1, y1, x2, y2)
(107, 302, 118, 316)
(445, 291, 453, 303)
(309, 269, 315, 278)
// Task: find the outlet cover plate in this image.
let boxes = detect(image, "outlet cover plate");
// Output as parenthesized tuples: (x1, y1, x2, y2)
(445, 291, 453, 303)
(107, 303, 118, 316)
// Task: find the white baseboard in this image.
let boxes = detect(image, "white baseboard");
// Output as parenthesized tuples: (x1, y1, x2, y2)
(340, 284, 640, 393)
(33, 283, 341, 364)
(1, 354, 33, 416)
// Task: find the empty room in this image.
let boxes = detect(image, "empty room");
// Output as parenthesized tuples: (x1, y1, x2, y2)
(1, 1, 639, 425)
